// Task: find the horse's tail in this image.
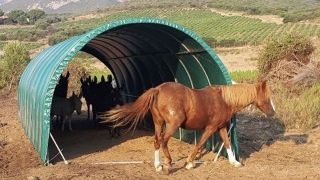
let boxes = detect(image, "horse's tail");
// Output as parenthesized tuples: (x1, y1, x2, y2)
(100, 88, 159, 132)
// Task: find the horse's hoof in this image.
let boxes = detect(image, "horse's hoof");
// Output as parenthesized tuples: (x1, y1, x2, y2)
(155, 165, 163, 172)
(230, 161, 242, 167)
(163, 165, 171, 175)
(185, 162, 195, 170)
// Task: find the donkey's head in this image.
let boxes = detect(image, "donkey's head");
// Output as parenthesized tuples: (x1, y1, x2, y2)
(254, 80, 276, 117)
(72, 92, 82, 115)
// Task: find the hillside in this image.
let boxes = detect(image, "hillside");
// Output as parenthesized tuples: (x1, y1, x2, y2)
(1, 7, 320, 53)
(0, 0, 121, 13)
(124, 0, 320, 23)
(48, 8, 320, 47)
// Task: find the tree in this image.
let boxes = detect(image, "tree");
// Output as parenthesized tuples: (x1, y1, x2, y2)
(0, 41, 30, 90)
(27, 9, 46, 24)
(16, 14, 29, 25)
(35, 19, 49, 30)
(7, 10, 27, 24)
(0, 9, 4, 16)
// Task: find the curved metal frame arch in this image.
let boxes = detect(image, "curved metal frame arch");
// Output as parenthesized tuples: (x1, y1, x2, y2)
(18, 18, 233, 163)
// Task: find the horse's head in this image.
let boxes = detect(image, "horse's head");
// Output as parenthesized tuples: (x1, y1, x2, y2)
(254, 80, 276, 117)
(72, 92, 82, 115)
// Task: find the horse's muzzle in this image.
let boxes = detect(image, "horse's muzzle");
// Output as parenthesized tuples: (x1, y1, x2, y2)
(266, 110, 276, 117)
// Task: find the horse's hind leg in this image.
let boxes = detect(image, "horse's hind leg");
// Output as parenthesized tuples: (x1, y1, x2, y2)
(186, 126, 216, 169)
(219, 127, 241, 167)
(68, 115, 73, 131)
(154, 123, 163, 172)
(161, 124, 179, 174)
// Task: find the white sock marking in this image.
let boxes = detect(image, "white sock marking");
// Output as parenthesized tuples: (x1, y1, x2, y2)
(154, 149, 161, 168)
(185, 162, 194, 169)
(226, 148, 236, 162)
(227, 147, 241, 167)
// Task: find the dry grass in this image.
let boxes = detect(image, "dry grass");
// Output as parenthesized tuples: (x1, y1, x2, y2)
(272, 82, 320, 130)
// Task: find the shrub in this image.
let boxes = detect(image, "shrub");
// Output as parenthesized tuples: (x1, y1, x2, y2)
(0, 9, 4, 16)
(0, 34, 6, 41)
(46, 16, 62, 24)
(274, 82, 320, 130)
(63, 58, 89, 96)
(0, 41, 30, 90)
(35, 19, 50, 30)
(257, 34, 314, 79)
(48, 33, 69, 45)
(7, 10, 28, 25)
(27, 9, 46, 24)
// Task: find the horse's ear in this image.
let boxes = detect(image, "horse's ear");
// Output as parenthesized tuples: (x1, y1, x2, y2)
(66, 71, 70, 78)
(101, 75, 105, 82)
(261, 80, 267, 90)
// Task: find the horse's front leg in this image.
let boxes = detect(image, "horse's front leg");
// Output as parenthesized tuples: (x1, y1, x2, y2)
(186, 126, 216, 169)
(219, 127, 241, 167)
(61, 116, 65, 131)
(68, 115, 73, 131)
(87, 103, 90, 121)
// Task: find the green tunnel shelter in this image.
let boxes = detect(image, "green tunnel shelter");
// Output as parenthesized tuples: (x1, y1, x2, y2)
(18, 18, 239, 163)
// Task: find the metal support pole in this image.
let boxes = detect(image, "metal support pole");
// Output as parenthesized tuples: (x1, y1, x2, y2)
(50, 132, 68, 165)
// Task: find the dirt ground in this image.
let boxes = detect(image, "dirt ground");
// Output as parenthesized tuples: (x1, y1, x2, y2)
(216, 46, 260, 71)
(1, 92, 320, 180)
(209, 8, 284, 25)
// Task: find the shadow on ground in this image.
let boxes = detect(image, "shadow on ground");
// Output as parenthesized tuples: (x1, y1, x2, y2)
(236, 111, 308, 161)
(48, 112, 152, 163)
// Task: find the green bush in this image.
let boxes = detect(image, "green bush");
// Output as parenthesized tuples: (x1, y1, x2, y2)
(257, 34, 314, 76)
(0, 41, 30, 90)
(230, 70, 258, 83)
(27, 9, 46, 24)
(35, 19, 50, 30)
(48, 33, 69, 45)
(46, 16, 62, 24)
(7, 10, 27, 25)
(0, 34, 6, 41)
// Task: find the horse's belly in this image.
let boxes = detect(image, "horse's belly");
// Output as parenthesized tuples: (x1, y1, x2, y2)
(182, 117, 208, 130)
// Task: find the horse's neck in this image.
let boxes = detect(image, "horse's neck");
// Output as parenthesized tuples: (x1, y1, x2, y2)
(221, 85, 257, 112)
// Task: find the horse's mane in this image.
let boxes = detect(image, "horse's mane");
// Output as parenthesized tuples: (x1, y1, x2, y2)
(219, 83, 258, 107)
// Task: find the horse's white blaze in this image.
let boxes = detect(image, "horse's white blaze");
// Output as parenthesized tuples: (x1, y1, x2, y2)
(111, 79, 117, 88)
(271, 99, 276, 111)
(154, 149, 161, 168)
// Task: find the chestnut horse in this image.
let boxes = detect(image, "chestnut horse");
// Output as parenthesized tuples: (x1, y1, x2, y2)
(101, 81, 275, 172)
